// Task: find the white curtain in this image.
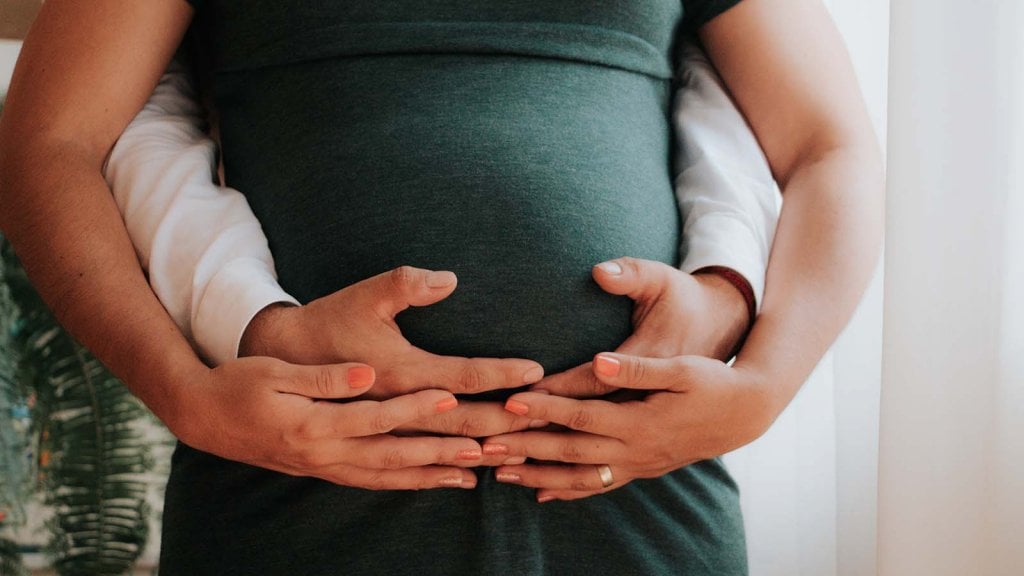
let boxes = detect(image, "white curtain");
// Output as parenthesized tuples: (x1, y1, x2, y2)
(724, 1, 889, 575)
(879, 1, 1024, 575)
(730, 1, 1024, 575)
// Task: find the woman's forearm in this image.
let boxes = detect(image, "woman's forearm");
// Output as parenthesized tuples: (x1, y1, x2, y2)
(734, 139, 884, 410)
(0, 137, 206, 429)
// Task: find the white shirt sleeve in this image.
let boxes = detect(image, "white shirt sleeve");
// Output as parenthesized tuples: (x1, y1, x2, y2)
(673, 39, 781, 311)
(102, 58, 298, 366)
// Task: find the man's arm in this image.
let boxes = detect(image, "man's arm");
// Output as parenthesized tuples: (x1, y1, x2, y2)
(103, 57, 298, 365)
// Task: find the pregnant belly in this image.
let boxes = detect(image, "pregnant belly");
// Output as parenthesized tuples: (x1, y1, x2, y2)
(219, 55, 680, 373)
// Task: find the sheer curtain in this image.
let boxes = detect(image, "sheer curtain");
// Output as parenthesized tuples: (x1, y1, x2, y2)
(879, 1, 1024, 575)
(730, 1, 1024, 575)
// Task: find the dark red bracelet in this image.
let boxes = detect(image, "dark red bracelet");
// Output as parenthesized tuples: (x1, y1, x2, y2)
(694, 266, 757, 325)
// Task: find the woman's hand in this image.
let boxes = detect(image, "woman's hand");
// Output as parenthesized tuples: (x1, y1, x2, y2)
(171, 356, 491, 490)
(531, 257, 750, 399)
(239, 265, 547, 443)
(479, 257, 765, 501)
(482, 353, 782, 501)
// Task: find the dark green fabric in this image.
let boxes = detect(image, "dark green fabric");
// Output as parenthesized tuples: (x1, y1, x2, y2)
(166, 2, 748, 574)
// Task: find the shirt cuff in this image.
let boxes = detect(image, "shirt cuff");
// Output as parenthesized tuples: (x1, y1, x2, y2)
(680, 212, 767, 312)
(192, 258, 299, 366)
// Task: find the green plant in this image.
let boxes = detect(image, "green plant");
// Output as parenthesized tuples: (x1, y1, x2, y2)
(0, 234, 159, 575)
(0, 235, 30, 576)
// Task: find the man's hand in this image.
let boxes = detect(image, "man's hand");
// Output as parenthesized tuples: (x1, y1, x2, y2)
(532, 257, 751, 399)
(171, 356, 494, 490)
(239, 266, 547, 442)
(483, 353, 781, 501)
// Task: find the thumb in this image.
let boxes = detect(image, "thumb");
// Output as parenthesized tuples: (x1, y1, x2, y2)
(277, 360, 378, 399)
(592, 257, 674, 304)
(356, 265, 458, 319)
(589, 352, 713, 393)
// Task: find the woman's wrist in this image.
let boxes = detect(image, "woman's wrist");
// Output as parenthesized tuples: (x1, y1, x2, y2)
(122, 336, 211, 436)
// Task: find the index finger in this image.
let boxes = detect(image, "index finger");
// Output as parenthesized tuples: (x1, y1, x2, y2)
(501, 392, 632, 437)
(403, 348, 544, 395)
(530, 362, 616, 399)
(314, 389, 459, 438)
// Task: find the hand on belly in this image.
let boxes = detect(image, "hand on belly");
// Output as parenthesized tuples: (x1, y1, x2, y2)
(483, 257, 766, 502)
(238, 264, 549, 469)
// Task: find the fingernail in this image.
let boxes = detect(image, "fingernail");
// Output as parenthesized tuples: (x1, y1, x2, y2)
(496, 472, 521, 483)
(426, 270, 456, 288)
(529, 420, 549, 429)
(505, 399, 530, 416)
(537, 495, 556, 504)
(596, 261, 623, 275)
(435, 397, 458, 413)
(502, 456, 527, 465)
(457, 449, 482, 460)
(482, 444, 508, 456)
(438, 476, 464, 488)
(594, 354, 621, 377)
(523, 366, 544, 384)
(347, 366, 375, 388)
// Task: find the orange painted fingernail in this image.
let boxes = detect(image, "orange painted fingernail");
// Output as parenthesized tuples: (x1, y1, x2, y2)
(457, 449, 483, 460)
(594, 354, 621, 377)
(436, 397, 458, 413)
(347, 366, 375, 388)
(482, 444, 509, 456)
(505, 399, 530, 416)
(496, 472, 521, 483)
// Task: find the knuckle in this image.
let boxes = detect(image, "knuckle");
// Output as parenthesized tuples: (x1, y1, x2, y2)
(456, 416, 487, 438)
(560, 442, 584, 462)
(313, 367, 337, 397)
(369, 409, 398, 434)
(380, 449, 406, 470)
(629, 357, 648, 386)
(571, 478, 592, 492)
(366, 471, 388, 491)
(567, 408, 594, 431)
(293, 420, 321, 441)
(457, 365, 486, 393)
(389, 266, 419, 293)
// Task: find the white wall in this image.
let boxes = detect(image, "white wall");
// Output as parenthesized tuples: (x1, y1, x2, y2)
(0, 40, 20, 95)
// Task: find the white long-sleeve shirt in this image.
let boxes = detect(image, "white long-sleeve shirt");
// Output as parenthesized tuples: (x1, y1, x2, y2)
(103, 40, 779, 366)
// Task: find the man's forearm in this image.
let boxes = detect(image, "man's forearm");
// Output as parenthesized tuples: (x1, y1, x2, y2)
(0, 138, 206, 430)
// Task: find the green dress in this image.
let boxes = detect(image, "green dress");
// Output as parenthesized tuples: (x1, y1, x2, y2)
(164, 1, 748, 573)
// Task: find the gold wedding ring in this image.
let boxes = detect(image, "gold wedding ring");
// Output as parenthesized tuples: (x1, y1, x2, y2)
(596, 464, 614, 488)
